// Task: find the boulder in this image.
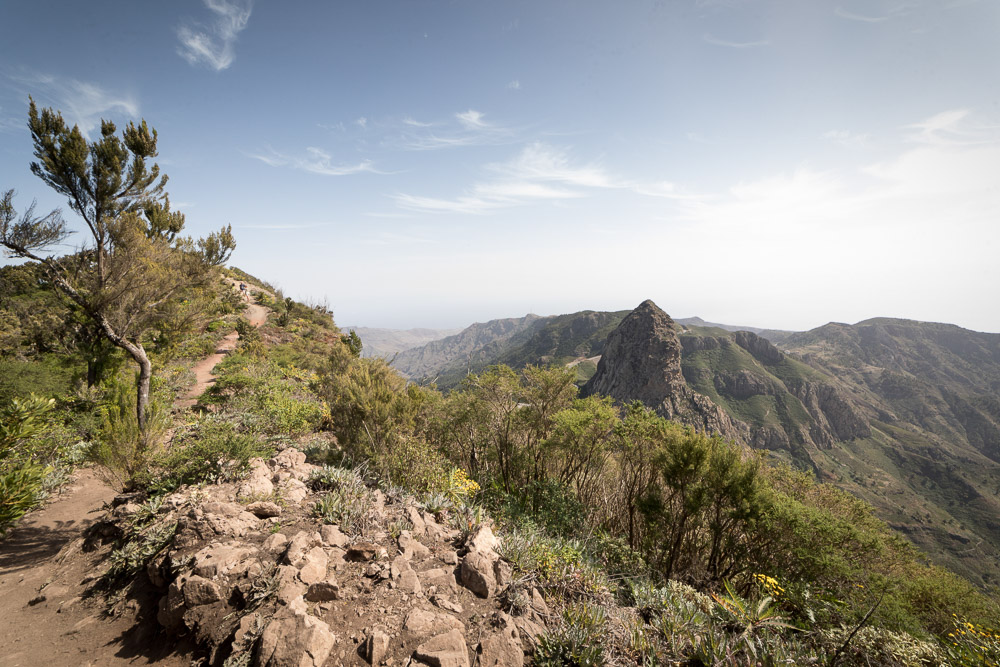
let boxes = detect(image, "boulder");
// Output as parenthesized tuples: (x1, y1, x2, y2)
(297, 547, 329, 585)
(413, 629, 470, 667)
(406, 506, 426, 536)
(346, 542, 380, 562)
(366, 629, 390, 665)
(465, 525, 498, 557)
(460, 552, 496, 598)
(182, 575, 223, 607)
(305, 580, 340, 602)
(319, 524, 349, 548)
(237, 459, 274, 499)
(404, 608, 464, 637)
(247, 501, 282, 518)
(191, 543, 257, 579)
(255, 613, 336, 667)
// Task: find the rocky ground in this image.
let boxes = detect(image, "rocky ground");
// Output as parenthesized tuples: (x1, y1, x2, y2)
(116, 447, 545, 666)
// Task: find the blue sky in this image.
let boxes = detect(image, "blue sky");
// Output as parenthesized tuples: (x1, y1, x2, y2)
(2, 0, 998, 332)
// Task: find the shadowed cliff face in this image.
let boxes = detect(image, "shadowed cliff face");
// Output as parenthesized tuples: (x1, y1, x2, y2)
(583, 300, 746, 439)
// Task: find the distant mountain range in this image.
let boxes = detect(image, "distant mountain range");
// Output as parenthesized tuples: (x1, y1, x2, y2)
(385, 302, 1000, 587)
(344, 326, 463, 358)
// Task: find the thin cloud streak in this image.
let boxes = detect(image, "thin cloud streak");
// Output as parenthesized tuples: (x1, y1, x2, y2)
(4, 70, 138, 135)
(395, 143, 613, 214)
(397, 109, 516, 151)
(834, 7, 891, 22)
(703, 33, 770, 48)
(177, 0, 254, 71)
(247, 147, 382, 176)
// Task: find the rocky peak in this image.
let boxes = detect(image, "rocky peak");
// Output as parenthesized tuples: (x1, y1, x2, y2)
(584, 300, 746, 439)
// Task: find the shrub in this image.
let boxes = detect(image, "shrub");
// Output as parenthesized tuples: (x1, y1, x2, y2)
(535, 603, 607, 667)
(0, 461, 47, 536)
(89, 378, 170, 491)
(310, 464, 374, 535)
(149, 418, 274, 493)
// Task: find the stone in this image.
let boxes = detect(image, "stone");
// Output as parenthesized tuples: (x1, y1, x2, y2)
(201, 501, 244, 517)
(279, 478, 309, 504)
(390, 554, 410, 579)
(305, 580, 340, 602)
(441, 551, 459, 566)
(465, 525, 498, 557)
(431, 595, 463, 614)
(460, 552, 496, 598)
(284, 531, 316, 566)
(493, 560, 512, 588)
(237, 458, 274, 499)
(399, 532, 431, 560)
(269, 448, 307, 472)
(366, 629, 390, 666)
(276, 565, 307, 605)
(477, 632, 523, 667)
(512, 617, 544, 650)
(320, 524, 349, 547)
(404, 608, 464, 637)
(346, 542, 380, 562)
(418, 567, 459, 594)
(413, 629, 469, 667)
(297, 547, 329, 585)
(247, 501, 282, 518)
(398, 569, 422, 595)
(406, 506, 426, 536)
(530, 588, 548, 618)
(264, 532, 289, 555)
(256, 613, 336, 667)
(156, 580, 186, 631)
(182, 575, 223, 607)
(191, 543, 257, 579)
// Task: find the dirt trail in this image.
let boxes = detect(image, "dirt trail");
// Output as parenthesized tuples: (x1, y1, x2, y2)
(175, 301, 267, 410)
(0, 469, 190, 666)
(0, 283, 270, 666)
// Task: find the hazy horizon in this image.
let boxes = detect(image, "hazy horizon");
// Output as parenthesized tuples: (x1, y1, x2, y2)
(2, 1, 998, 334)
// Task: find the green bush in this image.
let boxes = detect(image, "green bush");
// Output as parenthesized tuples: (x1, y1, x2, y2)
(0, 461, 47, 536)
(535, 603, 607, 667)
(149, 418, 274, 493)
(89, 378, 171, 491)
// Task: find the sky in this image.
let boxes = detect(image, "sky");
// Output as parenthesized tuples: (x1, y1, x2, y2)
(1, 0, 998, 333)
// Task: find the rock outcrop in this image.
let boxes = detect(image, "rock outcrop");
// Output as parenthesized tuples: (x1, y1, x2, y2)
(104, 448, 541, 666)
(583, 300, 747, 440)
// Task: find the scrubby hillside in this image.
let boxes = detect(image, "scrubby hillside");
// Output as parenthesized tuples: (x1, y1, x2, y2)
(3, 275, 1000, 666)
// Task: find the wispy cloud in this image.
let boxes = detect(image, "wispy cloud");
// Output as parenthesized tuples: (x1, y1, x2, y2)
(177, 0, 254, 71)
(397, 108, 516, 151)
(247, 146, 381, 176)
(902, 109, 991, 146)
(456, 109, 487, 129)
(395, 143, 614, 214)
(507, 80, 521, 90)
(834, 7, 891, 22)
(823, 129, 870, 148)
(402, 117, 433, 128)
(703, 33, 770, 48)
(4, 70, 138, 135)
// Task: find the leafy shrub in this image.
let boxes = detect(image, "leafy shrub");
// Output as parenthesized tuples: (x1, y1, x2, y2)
(535, 603, 607, 667)
(942, 618, 1000, 666)
(105, 521, 177, 583)
(148, 418, 274, 493)
(0, 461, 46, 536)
(310, 464, 374, 535)
(818, 625, 945, 666)
(89, 378, 171, 491)
(207, 354, 326, 436)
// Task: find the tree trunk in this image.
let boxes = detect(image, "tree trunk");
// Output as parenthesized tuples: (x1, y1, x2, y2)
(135, 347, 152, 432)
